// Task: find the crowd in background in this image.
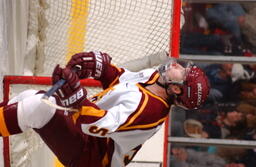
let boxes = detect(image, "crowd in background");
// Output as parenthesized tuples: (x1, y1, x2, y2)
(170, 2, 256, 167)
(181, 2, 256, 56)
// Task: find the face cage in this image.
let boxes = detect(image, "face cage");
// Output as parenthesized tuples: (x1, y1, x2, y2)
(158, 58, 194, 86)
(157, 59, 194, 108)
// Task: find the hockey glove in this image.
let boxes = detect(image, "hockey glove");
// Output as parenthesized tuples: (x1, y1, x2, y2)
(52, 65, 87, 108)
(66, 51, 112, 80)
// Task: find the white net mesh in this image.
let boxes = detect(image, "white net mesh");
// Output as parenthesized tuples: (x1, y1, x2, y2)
(0, 0, 8, 101)
(27, 0, 173, 75)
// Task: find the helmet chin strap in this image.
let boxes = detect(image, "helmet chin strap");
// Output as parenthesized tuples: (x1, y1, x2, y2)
(156, 80, 179, 104)
(156, 80, 168, 89)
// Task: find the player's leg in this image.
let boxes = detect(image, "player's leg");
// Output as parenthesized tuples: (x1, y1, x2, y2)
(34, 109, 87, 167)
(34, 105, 113, 167)
(35, 109, 115, 167)
(0, 102, 22, 136)
(0, 90, 90, 166)
(0, 89, 55, 137)
(0, 88, 110, 167)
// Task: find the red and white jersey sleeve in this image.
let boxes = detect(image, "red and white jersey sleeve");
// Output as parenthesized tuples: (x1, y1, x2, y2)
(73, 67, 170, 166)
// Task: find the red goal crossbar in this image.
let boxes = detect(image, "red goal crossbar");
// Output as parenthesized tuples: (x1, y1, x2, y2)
(2, 76, 101, 102)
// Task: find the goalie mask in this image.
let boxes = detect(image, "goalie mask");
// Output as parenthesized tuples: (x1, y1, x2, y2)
(158, 59, 210, 109)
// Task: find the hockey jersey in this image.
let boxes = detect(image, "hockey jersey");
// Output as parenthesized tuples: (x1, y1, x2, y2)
(73, 66, 171, 166)
(1, 65, 171, 167)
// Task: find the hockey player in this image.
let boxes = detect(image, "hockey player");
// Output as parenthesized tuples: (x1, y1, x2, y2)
(0, 51, 210, 167)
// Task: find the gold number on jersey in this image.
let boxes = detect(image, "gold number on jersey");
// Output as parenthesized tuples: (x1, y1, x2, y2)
(89, 125, 109, 136)
(123, 145, 142, 165)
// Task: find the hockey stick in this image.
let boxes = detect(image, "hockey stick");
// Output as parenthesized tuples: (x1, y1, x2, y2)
(41, 79, 66, 100)
(41, 70, 79, 112)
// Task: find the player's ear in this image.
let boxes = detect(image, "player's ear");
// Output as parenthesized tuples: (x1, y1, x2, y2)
(169, 84, 182, 95)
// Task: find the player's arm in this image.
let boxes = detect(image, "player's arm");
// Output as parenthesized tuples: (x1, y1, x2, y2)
(52, 66, 140, 137)
(66, 51, 124, 89)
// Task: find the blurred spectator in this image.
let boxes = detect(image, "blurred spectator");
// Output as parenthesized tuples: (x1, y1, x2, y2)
(170, 146, 252, 167)
(183, 119, 209, 138)
(217, 106, 246, 138)
(180, 32, 225, 55)
(217, 146, 247, 167)
(202, 102, 247, 139)
(237, 103, 256, 128)
(239, 149, 256, 167)
(240, 3, 256, 54)
(243, 64, 256, 82)
(181, 3, 225, 55)
(230, 64, 256, 103)
(204, 63, 234, 102)
(171, 147, 226, 167)
(205, 3, 246, 54)
(181, 102, 220, 138)
(232, 80, 256, 105)
(231, 63, 254, 83)
(181, 2, 254, 56)
(216, 134, 256, 167)
(236, 103, 256, 140)
(225, 164, 245, 167)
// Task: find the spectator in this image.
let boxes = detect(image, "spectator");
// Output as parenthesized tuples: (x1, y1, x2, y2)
(243, 64, 256, 82)
(204, 63, 234, 102)
(240, 3, 256, 54)
(170, 132, 255, 166)
(183, 119, 209, 138)
(181, 3, 225, 55)
(236, 102, 256, 140)
(239, 149, 256, 167)
(171, 147, 226, 167)
(205, 3, 245, 46)
(231, 63, 254, 83)
(217, 135, 256, 167)
(170, 146, 250, 167)
(181, 2, 254, 56)
(202, 102, 246, 139)
(233, 80, 256, 105)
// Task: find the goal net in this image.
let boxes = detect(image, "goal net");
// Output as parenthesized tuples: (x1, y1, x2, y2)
(26, 0, 178, 76)
(1, 0, 182, 166)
